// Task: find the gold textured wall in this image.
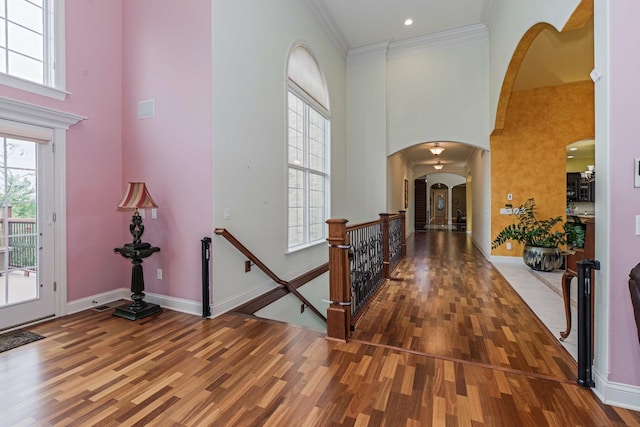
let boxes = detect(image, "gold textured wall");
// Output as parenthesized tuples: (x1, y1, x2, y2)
(491, 81, 594, 256)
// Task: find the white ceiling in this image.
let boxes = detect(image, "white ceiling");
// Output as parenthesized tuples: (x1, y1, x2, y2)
(314, 0, 495, 49)
(310, 1, 593, 177)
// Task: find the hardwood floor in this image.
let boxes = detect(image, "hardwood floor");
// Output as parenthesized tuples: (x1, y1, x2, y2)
(1, 231, 639, 426)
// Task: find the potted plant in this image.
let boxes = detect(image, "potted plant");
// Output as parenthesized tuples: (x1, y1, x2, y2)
(491, 198, 566, 271)
(565, 222, 586, 250)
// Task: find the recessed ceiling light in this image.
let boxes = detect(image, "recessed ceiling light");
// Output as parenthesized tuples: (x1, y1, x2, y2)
(567, 155, 574, 159)
(404, 18, 413, 26)
(569, 147, 578, 151)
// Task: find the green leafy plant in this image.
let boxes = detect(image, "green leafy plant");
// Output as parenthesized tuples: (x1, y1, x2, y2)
(492, 198, 566, 249)
(565, 222, 586, 249)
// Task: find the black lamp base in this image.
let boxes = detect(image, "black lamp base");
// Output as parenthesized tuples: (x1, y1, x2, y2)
(113, 301, 162, 320)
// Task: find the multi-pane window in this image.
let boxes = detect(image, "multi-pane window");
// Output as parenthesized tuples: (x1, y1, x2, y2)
(0, 0, 63, 97)
(287, 88, 329, 250)
(286, 45, 329, 251)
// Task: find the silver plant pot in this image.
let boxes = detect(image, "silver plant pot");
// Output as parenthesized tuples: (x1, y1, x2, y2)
(523, 245, 563, 272)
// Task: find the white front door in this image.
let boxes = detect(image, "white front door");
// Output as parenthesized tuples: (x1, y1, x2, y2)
(0, 137, 55, 330)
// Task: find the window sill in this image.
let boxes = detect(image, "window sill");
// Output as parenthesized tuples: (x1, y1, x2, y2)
(286, 239, 326, 255)
(0, 74, 69, 101)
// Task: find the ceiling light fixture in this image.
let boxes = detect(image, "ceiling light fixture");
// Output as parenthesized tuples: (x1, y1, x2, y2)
(570, 147, 578, 151)
(429, 143, 445, 156)
(433, 161, 444, 170)
(567, 155, 574, 159)
(404, 18, 413, 26)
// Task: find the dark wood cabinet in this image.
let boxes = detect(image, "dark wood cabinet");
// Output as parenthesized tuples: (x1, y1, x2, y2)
(566, 173, 580, 201)
(567, 172, 595, 202)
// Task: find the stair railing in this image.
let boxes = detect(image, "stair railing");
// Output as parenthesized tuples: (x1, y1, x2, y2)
(214, 228, 327, 323)
(326, 211, 406, 341)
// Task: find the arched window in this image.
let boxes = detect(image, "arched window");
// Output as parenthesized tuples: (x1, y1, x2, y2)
(286, 45, 330, 251)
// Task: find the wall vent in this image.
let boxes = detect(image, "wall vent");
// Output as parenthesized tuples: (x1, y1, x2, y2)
(138, 99, 155, 119)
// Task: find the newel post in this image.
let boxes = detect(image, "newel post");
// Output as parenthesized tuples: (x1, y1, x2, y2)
(380, 213, 391, 279)
(326, 219, 351, 341)
(399, 210, 407, 257)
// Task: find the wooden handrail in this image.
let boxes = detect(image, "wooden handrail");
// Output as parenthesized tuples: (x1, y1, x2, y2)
(214, 228, 327, 323)
(345, 214, 402, 233)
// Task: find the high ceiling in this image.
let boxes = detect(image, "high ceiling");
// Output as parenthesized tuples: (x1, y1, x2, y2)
(309, 0, 593, 176)
(314, 0, 495, 49)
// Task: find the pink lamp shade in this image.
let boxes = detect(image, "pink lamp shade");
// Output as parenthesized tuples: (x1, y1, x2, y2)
(117, 182, 158, 209)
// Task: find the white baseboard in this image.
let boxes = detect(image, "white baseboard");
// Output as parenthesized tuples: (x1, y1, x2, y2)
(144, 291, 203, 317)
(67, 288, 203, 317)
(66, 283, 279, 320)
(66, 289, 129, 314)
(593, 368, 640, 411)
(209, 282, 279, 318)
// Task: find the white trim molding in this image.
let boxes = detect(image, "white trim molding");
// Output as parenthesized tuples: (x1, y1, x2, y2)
(345, 24, 489, 64)
(594, 367, 640, 412)
(0, 96, 85, 129)
(347, 41, 390, 65)
(67, 288, 205, 318)
(66, 289, 130, 314)
(387, 23, 489, 60)
(303, 0, 349, 56)
(0, 96, 85, 321)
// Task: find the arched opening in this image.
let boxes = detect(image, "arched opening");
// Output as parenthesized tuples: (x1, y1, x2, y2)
(490, 16, 594, 258)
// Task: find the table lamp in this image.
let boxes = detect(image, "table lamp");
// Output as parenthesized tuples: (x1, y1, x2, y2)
(113, 182, 161, 320)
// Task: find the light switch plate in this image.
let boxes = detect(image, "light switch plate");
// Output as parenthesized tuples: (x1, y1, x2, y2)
(635, 158, 640, 188)
(636, 215, 640, 235)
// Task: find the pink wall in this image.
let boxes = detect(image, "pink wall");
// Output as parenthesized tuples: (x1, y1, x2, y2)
(121, 0, 213, 301)
(0, 1, 126, 300)
(0, 0, 212, 305)
(607, 0, 640, 385)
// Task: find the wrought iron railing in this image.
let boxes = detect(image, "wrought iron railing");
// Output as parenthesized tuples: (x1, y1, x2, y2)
(347, 221, 384, 317)
(326, 212, 406, 341)
(389, 215, 403, 272)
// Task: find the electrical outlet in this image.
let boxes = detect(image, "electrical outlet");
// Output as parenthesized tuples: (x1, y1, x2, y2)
(507, 193, 513, 201)
(151, 208, 157, 219)
(506, 242, 512, 250)
(157, 268, 162, 280)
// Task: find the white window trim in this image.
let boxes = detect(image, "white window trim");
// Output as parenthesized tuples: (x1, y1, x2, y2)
(0, 95, 85, 317)
(0, 0, 68, 101)
(286, 83, 330, 254)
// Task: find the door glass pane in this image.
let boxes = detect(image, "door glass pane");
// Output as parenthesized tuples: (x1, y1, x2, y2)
(0, 137, 38, 306)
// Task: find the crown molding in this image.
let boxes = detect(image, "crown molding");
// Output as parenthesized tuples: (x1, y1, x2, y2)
(346, 41, 391, 65)
(482, 0, 496, 28)
(387, 23, 489, 60)
(304, 0, 350, 56)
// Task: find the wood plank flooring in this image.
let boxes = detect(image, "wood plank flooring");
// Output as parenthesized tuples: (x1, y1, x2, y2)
(352, 231, 576, 381)
(0, 231, 639, 426)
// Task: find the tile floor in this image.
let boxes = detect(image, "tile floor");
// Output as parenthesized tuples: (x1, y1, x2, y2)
(492, 260, 578, 361)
